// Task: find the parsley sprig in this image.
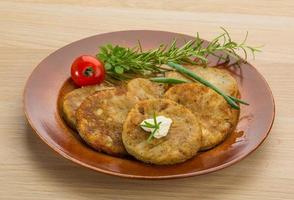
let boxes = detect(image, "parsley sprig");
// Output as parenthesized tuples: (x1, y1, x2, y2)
(140, 113, 162, 142)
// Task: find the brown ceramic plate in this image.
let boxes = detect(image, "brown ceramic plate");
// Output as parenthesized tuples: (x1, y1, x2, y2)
(24, 30, 275, 179)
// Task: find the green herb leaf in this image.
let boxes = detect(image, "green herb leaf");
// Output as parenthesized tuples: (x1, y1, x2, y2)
(97, 28, 259, 108)
(104, 62, 112, 70)
(114, 66, 124, 74)
(97, 28, 261, 82)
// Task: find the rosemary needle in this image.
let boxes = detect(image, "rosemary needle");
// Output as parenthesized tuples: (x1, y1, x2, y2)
(97, 28, 261, 81)
(97, 28, 255, 109)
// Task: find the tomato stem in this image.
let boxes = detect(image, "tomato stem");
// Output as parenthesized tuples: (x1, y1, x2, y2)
(83, 66, 94, 77)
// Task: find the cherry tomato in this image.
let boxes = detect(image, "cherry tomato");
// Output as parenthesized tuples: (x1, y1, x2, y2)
(71, 55, 105, 87)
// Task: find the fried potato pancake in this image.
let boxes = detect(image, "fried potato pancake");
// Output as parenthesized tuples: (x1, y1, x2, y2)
(122, 99, 202, 165)
(76, 78, 165, 156)
(164, 83, 239, 150)
(62, 83, 113, 129)
(166, 65, 238, 96)
(126, 78, 166, 101)
(76, 88, 131, 156)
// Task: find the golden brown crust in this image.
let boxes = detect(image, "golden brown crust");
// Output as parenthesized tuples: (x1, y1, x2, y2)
(164, 83, 239, 150)
(62, 83, 113, 129)
(126, 78, 166, 101)
(76, 88, 132, 156)
(165, 65, 239, 96)
(122, 99, 202, 165)
(75, 78, 165, 156)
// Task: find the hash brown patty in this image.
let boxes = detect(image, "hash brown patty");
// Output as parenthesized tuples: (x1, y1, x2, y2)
(62, 84, 113, 129)
(76, 88, 131, 156)
(76, 78, 165, 156)
(166, 65, 238, 96)
(122, 99, 202, 165)
(164, 83, 239, 150)
(126, 78, 166, 101)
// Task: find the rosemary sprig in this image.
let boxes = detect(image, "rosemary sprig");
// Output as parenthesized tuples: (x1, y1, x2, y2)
(97, 28, 258, 109)
(97, 28, 261, 81)
(140, 113, 162, 142)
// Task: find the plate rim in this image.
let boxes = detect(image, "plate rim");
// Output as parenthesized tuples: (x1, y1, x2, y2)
(23, 30, 276, 179)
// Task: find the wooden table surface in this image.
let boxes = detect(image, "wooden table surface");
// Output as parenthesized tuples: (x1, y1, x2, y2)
(1, 0, 294, 199)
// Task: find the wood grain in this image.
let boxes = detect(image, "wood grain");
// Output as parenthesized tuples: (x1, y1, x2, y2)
(0, 0, 293, 199)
